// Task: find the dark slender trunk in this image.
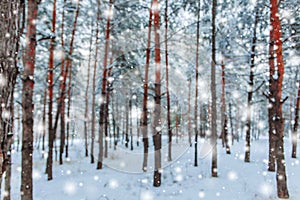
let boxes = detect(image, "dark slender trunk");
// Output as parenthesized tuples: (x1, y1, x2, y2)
(165, 0, 172, 162)
(211, 0, 218, 178)
(188, 80, 192, 147)
(46, 0, 56, 180)
(97, 0, 113, 170)
(21, 0, 38, 198)
(42, 88, 47, 158)
(292, 77, 300, 158)
(194, 0, 201, 167)
(245, 6, 258, 162)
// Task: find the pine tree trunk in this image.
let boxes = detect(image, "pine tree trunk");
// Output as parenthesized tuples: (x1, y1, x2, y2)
(221, 63, 230, 154)
(152, 0, 162, 187)
(46, 0, 56, 180)
(188, 80, 192, 147)
(84, 22, 93, 157)
(211, 0, 218, 178)
(59, 0, 66, 163)
(292, 77, 300, 158)
(245, 6, 258, 162)
(97, 0, 113, 170)
(141, 1, 153, 172)
(21, 0, 38, 198)
(270, 0, 289, 197)
(90, 0, 101, 164)
(194, 0, 201, 167)
(42, 88, 47, 158)
(165, 0, 172, 162)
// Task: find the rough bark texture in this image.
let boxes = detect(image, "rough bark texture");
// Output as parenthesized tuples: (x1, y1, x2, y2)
(211, 0, 218, 178)
(0, 0, 22, 180)
(141, 2, 153, 172)
(21, 0, 38, 199)
(46, 0, 56, 180)
(152, 0, 162, 187)
(97, 0, 113, 170)
(269, 0, 289, 198)
(292, 77, 300, 158)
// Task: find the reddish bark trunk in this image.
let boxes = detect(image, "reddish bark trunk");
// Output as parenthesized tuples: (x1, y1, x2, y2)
(152, 0, 162, 187)
(21, 0, 38, 198)
(97, 0, 113, 170)
(270, 0, 289, 198)
(46, 0, 56, 180)
(141, 1, 153, 172)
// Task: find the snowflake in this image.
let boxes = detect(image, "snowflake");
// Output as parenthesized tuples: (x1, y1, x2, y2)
(109, 179, 119, 189)
(227, 171, 238, 181)
(260, 183, 273, 197)
(198, 191, 205, 198)
(140, 190, 154, 200)
(64, 181, 76, 195)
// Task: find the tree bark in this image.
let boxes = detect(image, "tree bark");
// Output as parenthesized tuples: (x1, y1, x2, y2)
(194, 0, 201, 167)
(244, 6, 259, 162)
(46, 0, 56, 180)
(152, 0, 162, 187)
(221, 63, 230, 154)
(270, 0, 289, 198)
(211, 0, 218, 178)
(97, 0, 113, 170)
(165, 0, 172, 162)
(21, 0, 38, 198)
(292, 77, 300, 158)
(141, 1, 153, 172)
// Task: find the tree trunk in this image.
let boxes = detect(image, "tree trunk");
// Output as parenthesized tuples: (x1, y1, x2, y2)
(21, 1, 38, 198)
(292, 77, 300, 158)
(194, 0, 201, 167)
(59, 0, 66, 164)
(221, 63, 230, 154)
(97, 0, 113, 170)
(165, 0, 172, 162)
(270, 0, 289, 198)
(211, 0, 218, 178)
(141, 1, 153, 172)
(152, 0, 162, 187)
(244, 6, 258, 162)
(90, 0, 101, 164)
(188, 80, 192, 147)
(46, 0, 56, 180)
(42, 88, 47, 158)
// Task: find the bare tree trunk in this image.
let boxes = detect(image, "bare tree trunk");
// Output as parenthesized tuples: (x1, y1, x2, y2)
(97, 0, 113, 170)
(188, 80, 192, 147)
(42, 88, 47, 158)
(165, 0, 172, 162)
(152, 0, 162, 187)
(270, 0, 289, 197)
(194, 0, 201, 167)
(292, 77, 300, 158)
(46, 0, 56, 180)
(229, 103, 234, 145)
(141, 1, 153, 172)
(21, 0, 38, 198)
(90, 0, 101, 164)
(245, 6, 258, 162)
(221, 63, 230, 154)
(211, 0, 218, 178)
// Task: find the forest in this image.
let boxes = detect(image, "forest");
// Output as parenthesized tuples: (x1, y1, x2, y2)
(0, 0, 299, 199)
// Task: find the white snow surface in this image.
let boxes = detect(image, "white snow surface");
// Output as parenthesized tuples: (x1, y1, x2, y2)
(2, 137, 300, 200)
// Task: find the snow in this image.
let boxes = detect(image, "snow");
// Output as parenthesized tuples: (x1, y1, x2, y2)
(2, 136, 300, 200)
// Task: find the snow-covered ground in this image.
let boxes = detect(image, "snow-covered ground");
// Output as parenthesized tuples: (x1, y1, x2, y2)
(3, 136, 300, 200)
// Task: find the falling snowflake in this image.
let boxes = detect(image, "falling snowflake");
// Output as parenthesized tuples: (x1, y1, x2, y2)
(64, 181, 76, 195)
(260, 183, 273, 197)
(140, 190, 154, 200)
(109, 179, 119, 189)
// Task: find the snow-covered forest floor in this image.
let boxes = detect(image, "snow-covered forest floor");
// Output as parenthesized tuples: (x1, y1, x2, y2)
(3, 136, 300, 200)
